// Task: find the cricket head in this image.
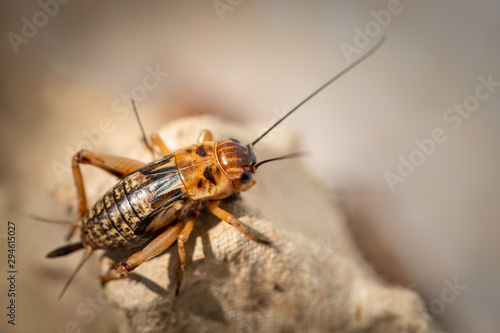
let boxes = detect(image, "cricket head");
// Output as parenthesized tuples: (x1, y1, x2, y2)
(216, 139, 257, 192)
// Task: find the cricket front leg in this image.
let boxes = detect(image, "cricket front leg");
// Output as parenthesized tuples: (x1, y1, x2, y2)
(101, 221, 184, 284)
(207, 201, 271, 245)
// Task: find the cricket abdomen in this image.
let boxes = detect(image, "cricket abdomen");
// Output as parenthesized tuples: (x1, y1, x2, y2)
(81, 154, 189, 249)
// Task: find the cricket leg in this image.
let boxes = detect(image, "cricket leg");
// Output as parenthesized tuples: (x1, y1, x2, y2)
(69, 150, 145, 240)
(150, 133, 171, 156)
(101, 221, 184, 284)
(207, 201, 271, 245)
(175, 212, 199, 296)
(198, 129, 213, 143)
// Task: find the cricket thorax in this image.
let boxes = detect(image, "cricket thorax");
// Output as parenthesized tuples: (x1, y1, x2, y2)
(175, 142, 233, 201)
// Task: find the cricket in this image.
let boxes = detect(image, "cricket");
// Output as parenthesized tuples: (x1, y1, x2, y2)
(42, 36, 386, 299)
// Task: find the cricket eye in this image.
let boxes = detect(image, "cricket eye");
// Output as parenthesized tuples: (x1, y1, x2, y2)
(240, 171, 253, 184)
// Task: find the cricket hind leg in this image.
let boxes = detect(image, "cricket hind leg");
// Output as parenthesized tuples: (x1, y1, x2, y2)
(32, 150, 145, 240)
(101, 221, 184, 284)
(68, 150, 145, 240)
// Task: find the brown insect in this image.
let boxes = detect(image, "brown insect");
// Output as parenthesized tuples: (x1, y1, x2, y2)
(42, 37, 385, 299)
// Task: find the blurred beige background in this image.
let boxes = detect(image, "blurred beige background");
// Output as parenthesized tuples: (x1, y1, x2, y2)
(1, 1, 499, 332)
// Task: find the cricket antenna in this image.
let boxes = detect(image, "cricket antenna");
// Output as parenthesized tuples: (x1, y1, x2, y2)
(249, 35, 387, 147)
(254, 151, 308, 170)
(131, 99, 155, 159)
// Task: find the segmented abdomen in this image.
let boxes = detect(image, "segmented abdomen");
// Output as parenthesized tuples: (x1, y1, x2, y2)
(80, 154, 189, 249)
